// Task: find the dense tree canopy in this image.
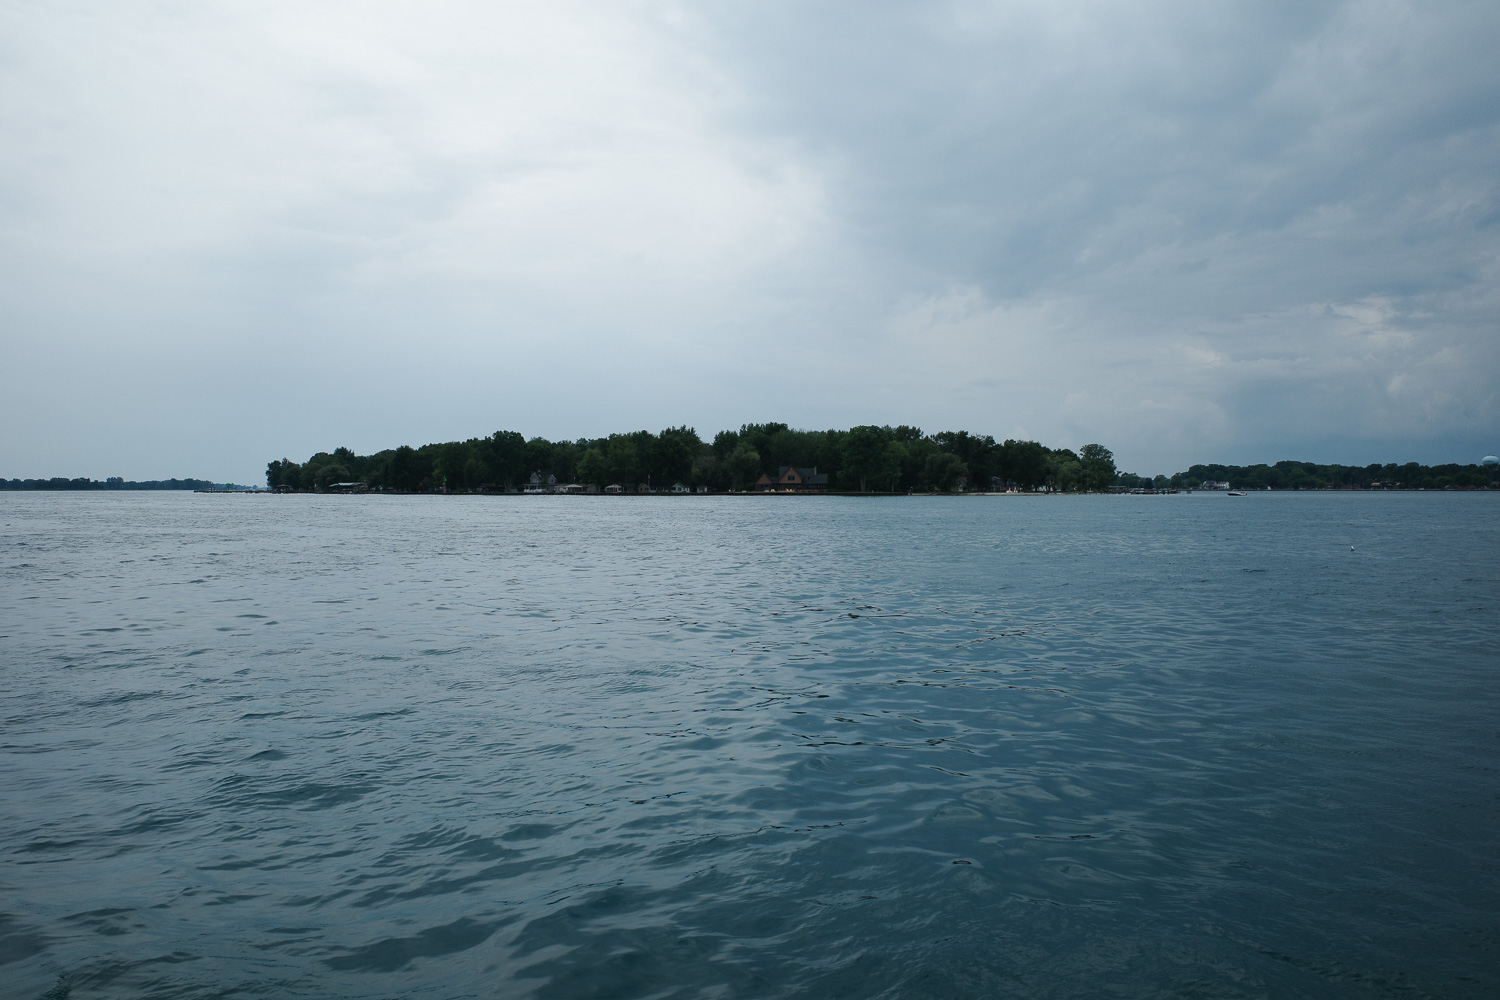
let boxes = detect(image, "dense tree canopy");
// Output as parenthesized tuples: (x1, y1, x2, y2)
(1164, 460, 1495, 491)
(264, 424, 1088, 493)
(1, 477, 230, 490)
(261, 427, 1496, 494)
(11, 447, 1488, 495)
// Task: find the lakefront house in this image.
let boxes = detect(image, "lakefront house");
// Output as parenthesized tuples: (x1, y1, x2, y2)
(753, 466, 830, 492)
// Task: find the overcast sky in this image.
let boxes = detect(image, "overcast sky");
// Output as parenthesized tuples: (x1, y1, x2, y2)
(3, 0, 1497, 482)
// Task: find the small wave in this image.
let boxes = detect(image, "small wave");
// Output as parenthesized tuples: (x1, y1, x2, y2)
(323, 916, 510, 972)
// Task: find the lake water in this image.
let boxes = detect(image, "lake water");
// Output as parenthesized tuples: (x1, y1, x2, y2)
(2, 491, 1497, 999)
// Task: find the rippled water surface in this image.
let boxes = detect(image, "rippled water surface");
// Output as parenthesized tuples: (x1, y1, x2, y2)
(2, 492, 1497, 999)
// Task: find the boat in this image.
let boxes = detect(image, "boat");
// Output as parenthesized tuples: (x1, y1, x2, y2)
(1227, 490, 1247, 496)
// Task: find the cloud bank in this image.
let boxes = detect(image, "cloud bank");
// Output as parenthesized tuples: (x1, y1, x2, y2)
(2, 0, 1497, 480)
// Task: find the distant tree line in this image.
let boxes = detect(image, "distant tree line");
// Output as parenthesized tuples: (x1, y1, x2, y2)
(1, 477, 230, 491)
(1164, 460, 1496, 491)
(265, 425, 1123, 493)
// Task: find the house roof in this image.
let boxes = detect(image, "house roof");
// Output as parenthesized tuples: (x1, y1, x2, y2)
(778, 466, 828, 485)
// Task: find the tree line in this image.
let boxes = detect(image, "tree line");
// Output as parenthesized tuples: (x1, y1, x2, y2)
(1167, 460, 1496, 491)
(265, 425, 1122, 493)
(1, 477, 230, 491)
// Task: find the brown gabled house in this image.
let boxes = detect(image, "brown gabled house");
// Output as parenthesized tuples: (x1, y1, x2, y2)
(753, 466, 830, 492)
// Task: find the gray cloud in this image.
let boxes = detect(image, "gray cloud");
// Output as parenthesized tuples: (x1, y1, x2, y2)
(688, 1, 1500, 464)
(2, 0, 1496, 481)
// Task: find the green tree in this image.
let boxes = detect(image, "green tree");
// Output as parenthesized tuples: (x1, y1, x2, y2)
(724, 444, 762, 490)
(1046, 448, 1080, 491)
(999, 440, 1047, 490)
(891, 438, 933, 490)
(315, 463, 351, 490)
(841, 425, 892, 492)
(1079, 444, 1116, 491)
(923, 452, 968, 492)
(522, 437, 555, 482)
(433, 442, 470, 491)
(690, 449, 718, 489)
(385, 445, 426, 492)
(712, 429, 740, 460)
(603, 435, 641, 485)
(482, 431, 528, 488)
(298, 452, 334, 490)
(736, 423, 790, 475)
(934, 430, 996, 487)
(654, 426, 701, 485)
(576, 448, 606, 486)
(880, 440, 910, 491)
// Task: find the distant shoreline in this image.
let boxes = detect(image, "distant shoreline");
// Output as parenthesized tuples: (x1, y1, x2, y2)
(264, 424, 1500, 495)
(188, 487, 1494, 497)
(1, 478, 247, 492)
